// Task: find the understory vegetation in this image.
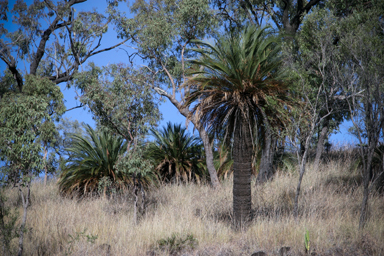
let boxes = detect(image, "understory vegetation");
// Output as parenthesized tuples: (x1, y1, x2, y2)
(2, 149, 384, 256)
(1, 1, 384, 255)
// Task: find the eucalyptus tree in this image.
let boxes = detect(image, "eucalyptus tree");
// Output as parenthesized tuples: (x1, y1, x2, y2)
(110, 0, 222, 188)
(0, 1, 128, 254)
(73, 63, 160, 220)
(0, 75, 65, 256)
(0, 0, 127, 90)
(335, 5, 384, 229)
(283, 8, 352, 218)
(185, 26, 291, 228)
(73, 63, 161, 150)
(212, 0, 324, 35)
(284, 7, 350, 180)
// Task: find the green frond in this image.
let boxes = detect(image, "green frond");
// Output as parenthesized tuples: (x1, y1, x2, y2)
(146, 122, 208, 184)
(58, 125, 129, 196)
(185, 25, 292, 145)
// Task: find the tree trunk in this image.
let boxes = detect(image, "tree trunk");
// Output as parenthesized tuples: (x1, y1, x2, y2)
(232, 124, 253, 230)
(359, 168, 370, 229)
(140, 183, 146, 215)
(197, 125, 221, 189)
(17, 179, 31, 256)
(133, 184, 138, 225)
(293, 126, 315, 219)
(43, 146, 48, 186)
(293, 156, 306, 219)
(165, 101, 221, 189)
(359, 138, 375, 229)
(256, 128, 274, 183)
(314, 118, 329, 171)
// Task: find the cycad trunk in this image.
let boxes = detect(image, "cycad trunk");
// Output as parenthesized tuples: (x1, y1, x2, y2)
(232, 124, 253, 229)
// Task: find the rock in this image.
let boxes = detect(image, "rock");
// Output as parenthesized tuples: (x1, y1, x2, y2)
(251, 251, 267, 256)
(278, 247, 291, 256)
(98, 243, 111, 256)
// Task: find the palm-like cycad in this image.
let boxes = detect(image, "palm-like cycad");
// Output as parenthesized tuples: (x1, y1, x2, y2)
(185, 26, 290, 228)
(58, 125, 129, 196)
(147, 122, 207, 183)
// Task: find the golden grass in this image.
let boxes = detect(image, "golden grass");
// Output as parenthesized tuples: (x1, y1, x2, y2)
(2, 156, 384, 255)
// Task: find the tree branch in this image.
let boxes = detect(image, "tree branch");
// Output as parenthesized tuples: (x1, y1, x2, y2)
(88, 38, 129, 57)
(48, 39, 129, 84)
(30, 16, 62, 75)
(0, 55, 24, 92)
(63, 103, 84, 113)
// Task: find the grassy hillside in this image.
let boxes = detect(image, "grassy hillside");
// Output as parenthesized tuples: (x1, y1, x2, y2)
(2, 153, 384, 255)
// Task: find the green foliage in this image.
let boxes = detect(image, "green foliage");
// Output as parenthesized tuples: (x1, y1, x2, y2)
(110, 0, 219, 90)
(114, 147, 158, 188)
(58, 125, 129, 196)
(74, 63, 161, 143)
(155, 233, 198, 255)
(0, 75, 64, 185)
(281, 7, 350, 148)
(97, 176, 116, 198)
(1, 0, 119, 80)
(56, 117, 88, 171)
(185, 26, 291, 145)
(118, 0, 217, 55)
(0, 190, 19, 256)
(147, 122, 207, 184)
(304, 229, 310, 254)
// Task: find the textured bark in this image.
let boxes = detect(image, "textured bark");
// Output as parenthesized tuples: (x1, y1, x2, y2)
(293, 158, 306, 218)
(280, 0, 322, 35)
(197, 125, 221, 189)
(17, 179, 31, 256)
(256, 128, 274, 183)
(232, 124, 253, 229)
(154, 90, 221, 188)
(314, 118, 329, 171)
(133, 184, 138, 225)
(43, 147, 48, 186)
(140, 184, 146, 215)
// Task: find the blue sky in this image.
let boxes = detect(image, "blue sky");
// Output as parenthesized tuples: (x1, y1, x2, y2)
(1, 0, 357, 146)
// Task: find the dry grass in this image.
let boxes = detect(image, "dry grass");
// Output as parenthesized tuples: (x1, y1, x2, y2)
(2, 155, 384, 255)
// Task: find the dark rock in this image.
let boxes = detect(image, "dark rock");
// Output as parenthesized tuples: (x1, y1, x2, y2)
(251, 251, 267, 256)
(278, 247, 291, 256)
(98, 243, 111, 256)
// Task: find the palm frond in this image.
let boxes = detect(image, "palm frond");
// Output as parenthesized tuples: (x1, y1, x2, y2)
(146, 122, 208, 183)
(186, 26, 292, 145)
(58, 125, 129, 196)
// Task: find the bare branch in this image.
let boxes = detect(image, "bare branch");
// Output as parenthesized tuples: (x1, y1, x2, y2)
(88, 38, 129, 57)
(63, 103, 84, 113)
